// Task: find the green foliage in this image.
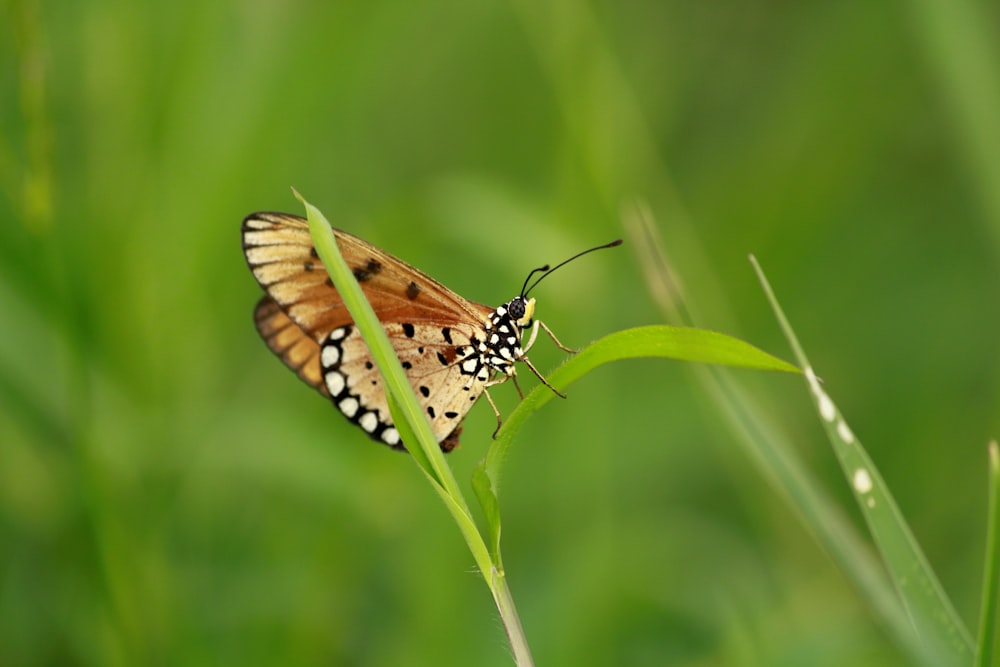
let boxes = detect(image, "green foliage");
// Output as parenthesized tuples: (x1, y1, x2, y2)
(2, 1, 1000, 665)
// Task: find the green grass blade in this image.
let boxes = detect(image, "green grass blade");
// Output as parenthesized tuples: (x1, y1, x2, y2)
(297, 191, 457, 494)
(625, 205, 934, 663)
(751, 255, 974, 665)
(298, 192, 490, 567)
(699, 364, 924, 659)
(976, 441, 1000, 667)
(483, 324, 798, 484)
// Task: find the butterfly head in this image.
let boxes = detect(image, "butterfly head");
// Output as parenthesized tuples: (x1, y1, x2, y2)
(507, 295, 536, 327)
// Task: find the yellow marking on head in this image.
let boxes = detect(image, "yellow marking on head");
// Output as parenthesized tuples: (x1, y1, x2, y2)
(518, 297, 536, 325)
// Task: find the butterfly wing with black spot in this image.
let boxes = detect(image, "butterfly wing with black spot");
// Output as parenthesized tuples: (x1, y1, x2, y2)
(243, 212, 492, 334)
(242, 212, 496, 449)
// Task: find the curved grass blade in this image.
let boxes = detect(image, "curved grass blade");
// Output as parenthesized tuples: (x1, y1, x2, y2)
(482, 324, 798, 484)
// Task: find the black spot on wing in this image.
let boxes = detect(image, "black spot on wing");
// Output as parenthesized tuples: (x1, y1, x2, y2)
(353, 258, 383, 282)
(406, 281, 420, 300)
(402, 323, 415, 338)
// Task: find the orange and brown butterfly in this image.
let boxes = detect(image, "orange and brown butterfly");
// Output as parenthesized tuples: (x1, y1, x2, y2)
(241, 211, 620, 452)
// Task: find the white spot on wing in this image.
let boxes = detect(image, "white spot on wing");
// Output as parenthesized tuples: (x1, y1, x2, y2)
(383, 428, 400, 446)
(321, 345, 340, 367)
(359, 412, 378, 433)
(326, 371, 346, 396)
(330, 327, 348, 341)
(338, 396, 359, 417)
(462, 358, 478, 373)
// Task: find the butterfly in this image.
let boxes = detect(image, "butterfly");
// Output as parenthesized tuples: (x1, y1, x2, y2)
(242, 211, 620, 452)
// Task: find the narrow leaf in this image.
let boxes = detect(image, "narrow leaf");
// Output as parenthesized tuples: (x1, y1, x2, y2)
(484, 325, 798, 483)
(751, 255, 974, 665)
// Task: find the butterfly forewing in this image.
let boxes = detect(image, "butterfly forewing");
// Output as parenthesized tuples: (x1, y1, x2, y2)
(243, 213, 491, 333)
(242, 212, 496, 450)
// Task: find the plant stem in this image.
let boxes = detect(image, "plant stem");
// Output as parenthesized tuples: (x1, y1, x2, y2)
(492, 567, 534, 667)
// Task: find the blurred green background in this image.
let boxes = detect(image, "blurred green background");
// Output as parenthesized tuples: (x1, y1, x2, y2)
(3, 1, 999, 665)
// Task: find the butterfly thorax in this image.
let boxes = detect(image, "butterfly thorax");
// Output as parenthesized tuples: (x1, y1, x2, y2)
(464, 295, 536, 379)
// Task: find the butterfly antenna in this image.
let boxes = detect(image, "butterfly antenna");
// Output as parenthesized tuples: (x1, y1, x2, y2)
(520, 264, 550, 297)
(523, 239, 623, 297)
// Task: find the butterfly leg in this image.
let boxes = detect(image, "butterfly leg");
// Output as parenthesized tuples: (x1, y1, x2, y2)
(522, 357, 567, 399)
(482, 387, 504, 438)
(512, 374, 525, 399)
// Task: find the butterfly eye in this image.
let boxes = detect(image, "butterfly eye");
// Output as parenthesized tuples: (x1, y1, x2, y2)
(508, 297, 526, 320)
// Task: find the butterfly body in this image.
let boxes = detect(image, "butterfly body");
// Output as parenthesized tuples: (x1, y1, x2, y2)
(242, 212, 547, 451)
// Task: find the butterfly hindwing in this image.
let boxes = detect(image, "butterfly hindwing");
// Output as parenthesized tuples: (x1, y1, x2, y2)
(319, 322, 488, 451)
(253, 296, 328, 397)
